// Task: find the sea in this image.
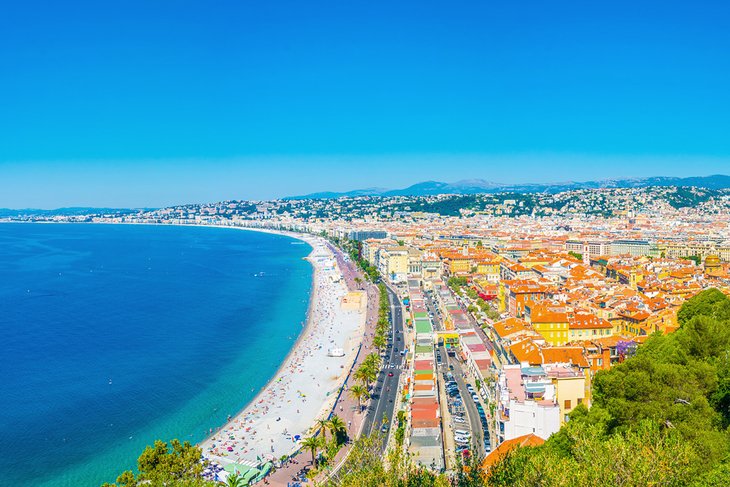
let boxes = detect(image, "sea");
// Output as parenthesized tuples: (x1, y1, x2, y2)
(0, 223, 313, 487)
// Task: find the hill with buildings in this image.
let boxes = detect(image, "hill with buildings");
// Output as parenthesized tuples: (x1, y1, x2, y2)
(289, 174, 730, 199)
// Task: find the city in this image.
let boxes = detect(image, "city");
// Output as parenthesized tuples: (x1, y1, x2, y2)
(6, 183, 729, 480)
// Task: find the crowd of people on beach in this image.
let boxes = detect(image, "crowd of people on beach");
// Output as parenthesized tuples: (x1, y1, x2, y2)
(201, 238, 365, 467)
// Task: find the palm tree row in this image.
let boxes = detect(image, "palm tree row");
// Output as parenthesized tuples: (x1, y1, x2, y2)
(372, 283, 391, 355)
(300, 413, 349, 469)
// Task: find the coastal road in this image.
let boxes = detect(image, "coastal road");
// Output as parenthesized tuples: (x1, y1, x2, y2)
(362, 283, 404, 450)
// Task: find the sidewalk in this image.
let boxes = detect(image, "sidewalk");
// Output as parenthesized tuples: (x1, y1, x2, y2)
(257, 247, 379, 486)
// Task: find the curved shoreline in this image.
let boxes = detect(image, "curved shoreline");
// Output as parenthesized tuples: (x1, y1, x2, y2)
(4, 221, 367, 477)
(195, 225, 367, 467)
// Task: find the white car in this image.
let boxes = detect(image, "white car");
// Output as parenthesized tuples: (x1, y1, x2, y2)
(454, 435, 470, 444)
(453, 417, 466, 423)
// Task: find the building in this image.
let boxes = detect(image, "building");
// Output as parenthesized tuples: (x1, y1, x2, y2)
(610, 239, 651, 257)
(495, 365, 561, 443)
(567, 312, 613, 342)
(526, 305, 569, 347)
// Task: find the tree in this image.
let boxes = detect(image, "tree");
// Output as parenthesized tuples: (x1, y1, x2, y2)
(301, 436, 323, 465)
(327, 415, 347, 445)
(225, 473, 243, 487)
(677, 288, 730, 325)
(349, 384, 370, 412)
(101, 439, 216, 487)
(316, 417, 330, 442)
(485, 289, 730, 486)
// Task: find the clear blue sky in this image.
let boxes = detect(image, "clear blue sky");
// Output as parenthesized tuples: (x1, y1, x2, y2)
(1, 0, 729, 208)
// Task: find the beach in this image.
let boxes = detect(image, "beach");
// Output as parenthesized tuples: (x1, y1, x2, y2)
(200, 230, 367, 468)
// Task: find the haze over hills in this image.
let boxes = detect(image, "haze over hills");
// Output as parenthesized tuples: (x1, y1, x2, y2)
(288, 174, 730, 199)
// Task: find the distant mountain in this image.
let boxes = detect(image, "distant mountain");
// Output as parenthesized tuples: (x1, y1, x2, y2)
(287, 175, 730, 199)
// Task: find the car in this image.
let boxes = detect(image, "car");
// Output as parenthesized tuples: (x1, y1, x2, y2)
(454, 429, 471, 437)
(472, 394, 480, 402)
(453, 417, 466, 423)
(381, 423, 389, 432)
(388, 372, 394, 377)
(394, 348, 399, 352)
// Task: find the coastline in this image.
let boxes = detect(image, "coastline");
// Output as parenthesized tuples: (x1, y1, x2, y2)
(2, 221, 368, 477)
(196, 225, 367, 468)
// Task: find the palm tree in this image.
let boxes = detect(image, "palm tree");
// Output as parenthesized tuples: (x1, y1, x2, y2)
(364, 352, 381, 369)
(316, 417, 329, 442)
(373, 334, 386, 351)
(349, 384, 370, 412)
(226, 472, 243, 487)
(353, 366, 371, 389)
(327, 414, 347, 443)
(301, 436, 323, 465)
(354, 277, 362, 289)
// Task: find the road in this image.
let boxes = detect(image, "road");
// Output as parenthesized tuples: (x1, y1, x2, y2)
(361, 283, 405, 450)
(424, 288, 485, 460)
(439, 343, 485, 459)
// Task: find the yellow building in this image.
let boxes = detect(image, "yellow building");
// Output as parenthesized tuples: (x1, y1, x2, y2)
(549, 368, 588, 423)
(476, 260, 501, 281)
(378, 246, 409, 282)
(448, 256, 472, 274)
(567, 313, 613, 342)
(527, 306, 569, 346)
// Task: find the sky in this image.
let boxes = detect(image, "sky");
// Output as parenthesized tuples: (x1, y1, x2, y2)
(1, 0, 729, 208)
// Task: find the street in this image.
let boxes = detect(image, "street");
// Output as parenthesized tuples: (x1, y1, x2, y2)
(361, 283, 405, 451)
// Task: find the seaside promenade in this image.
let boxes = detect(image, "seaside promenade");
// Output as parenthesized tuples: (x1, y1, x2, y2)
(258, 242, 379, 486)
(200, 233, 368, 481)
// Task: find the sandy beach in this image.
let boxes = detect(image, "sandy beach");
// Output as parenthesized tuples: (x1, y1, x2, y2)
(200, 229, 367, 467)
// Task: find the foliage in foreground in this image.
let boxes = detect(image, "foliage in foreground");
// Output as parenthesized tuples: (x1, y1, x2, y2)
(101, 439, 216, 487)
(485, 288, 730, 487)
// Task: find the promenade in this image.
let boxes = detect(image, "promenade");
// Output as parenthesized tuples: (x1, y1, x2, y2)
(200, 235, 367, 480)
(259, 243, 379, 486)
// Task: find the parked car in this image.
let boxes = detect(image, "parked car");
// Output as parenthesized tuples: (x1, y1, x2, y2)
(453, 417, 466, 424)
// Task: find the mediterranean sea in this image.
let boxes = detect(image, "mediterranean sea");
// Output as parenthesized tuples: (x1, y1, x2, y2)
(0, 223, 313, 487)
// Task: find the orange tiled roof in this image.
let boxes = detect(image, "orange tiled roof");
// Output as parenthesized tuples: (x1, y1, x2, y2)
(481, 434, 545, 469)
(569, 313, 612, 330)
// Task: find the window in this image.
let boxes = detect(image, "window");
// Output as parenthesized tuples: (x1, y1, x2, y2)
(565, 399, 571, 409)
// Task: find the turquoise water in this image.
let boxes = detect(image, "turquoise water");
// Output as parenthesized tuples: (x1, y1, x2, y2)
(0, 223, 313, 487)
